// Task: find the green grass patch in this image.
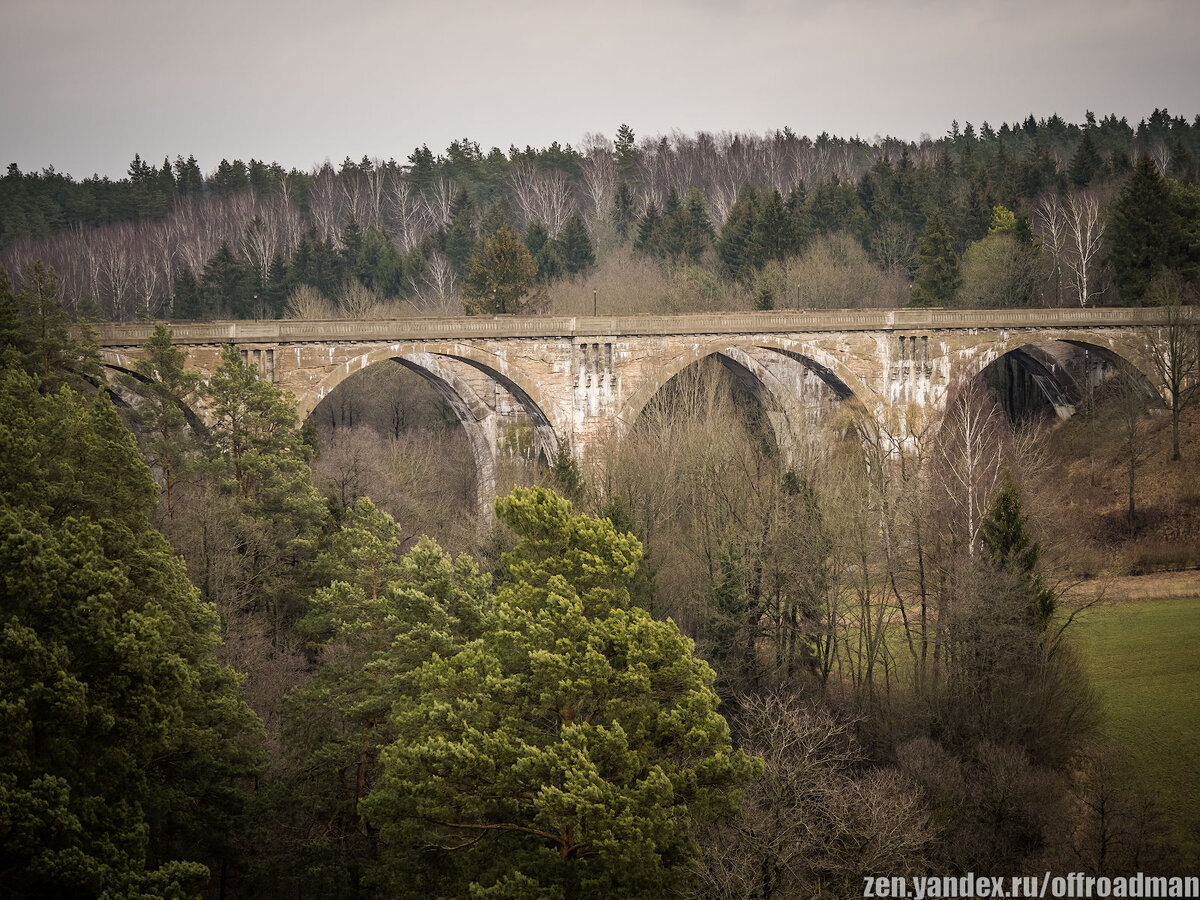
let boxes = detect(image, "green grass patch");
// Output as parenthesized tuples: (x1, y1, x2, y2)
(1070, 595, 1200, 852)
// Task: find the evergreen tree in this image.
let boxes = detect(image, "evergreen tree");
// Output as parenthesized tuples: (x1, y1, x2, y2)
(463, 225, 539, 314)
(525, 222, 564, 283)
(172, 266, 207, 319)
(717, 186, 761, 280)
(557, 211, 596, 275)
(676, 189, 715, 262)
(805, 177, 867, 239)
(615, 123, 639, 183)
(12, 261, 99, 391)
(912, 210, 960, 306)
(270, 502, 491, 895)
(173, 154, 204, 196)
(0, 364, 264, 897)
(443, 189, 478, 275)
(612, 180, 636, 240)
(981, 471, 1056, 630)
(362, 487, 759, 898)
(1106, 154, 1200, 303)
(750, 189, 792, 266)
(633, 202, 663, 258)
(479, 198, 515, 240)
(202, 345, 328, 624)
(121, 323, 202, 520)
(1069, 131, 1104, 187)
(201, 243, 256, 317)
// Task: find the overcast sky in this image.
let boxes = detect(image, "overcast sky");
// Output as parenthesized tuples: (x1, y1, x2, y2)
(2, 0, 1197, 180)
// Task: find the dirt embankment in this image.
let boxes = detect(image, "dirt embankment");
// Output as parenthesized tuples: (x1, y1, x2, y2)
(1046, 400, 1200, 580)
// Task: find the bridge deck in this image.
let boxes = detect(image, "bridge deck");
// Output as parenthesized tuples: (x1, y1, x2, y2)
(89, 307, 1181, 346)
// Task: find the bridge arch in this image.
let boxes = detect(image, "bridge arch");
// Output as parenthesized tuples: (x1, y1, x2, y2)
(306, 344, 561, 514)
(613, 336, 868, 459)
(955, 334, 1163, 421)
(305, 341, 560, 458)
(97, 351, 207, 432)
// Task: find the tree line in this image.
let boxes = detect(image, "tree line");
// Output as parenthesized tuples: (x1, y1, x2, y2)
(2, 109, 1199, 321)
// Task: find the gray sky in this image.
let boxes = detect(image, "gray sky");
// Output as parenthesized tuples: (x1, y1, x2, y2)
(2, 0, 1197, 180)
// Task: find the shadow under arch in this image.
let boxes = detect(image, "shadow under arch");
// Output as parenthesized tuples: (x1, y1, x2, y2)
(307, 347, 560, 516)
(95, 357, 208, 434)
(613, 339, 866, 463)
(305, 342, 560, 458)
(958, 336, 1164, 423)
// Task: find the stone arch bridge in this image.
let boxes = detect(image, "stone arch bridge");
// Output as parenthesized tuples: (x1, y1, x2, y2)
(92, 307, 1181, 510)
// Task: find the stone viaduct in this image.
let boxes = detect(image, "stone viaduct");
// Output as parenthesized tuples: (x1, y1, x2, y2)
(91, 307, 1182, 510)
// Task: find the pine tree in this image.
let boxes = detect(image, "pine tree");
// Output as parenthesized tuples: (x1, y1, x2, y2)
(981, 471, 1056, 629)
(615, 123, 638, 183)
(557, 211, 596, 275)
(202, 345, 328, 620)
(273, 501, 491, 894)
(121, 323, 201, 519)
(362, 487, 759, 898)
(912, 210, 960, 306)
(0, 364, 263, 897)
(463, 225, 539, 314)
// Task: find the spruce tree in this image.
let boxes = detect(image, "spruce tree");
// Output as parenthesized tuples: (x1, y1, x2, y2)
(717, 186, 761, 280)
(557, 211, 596, 275)
(1069, 131, 1104, 187)
(1107, 154, 1200, 303)
(912, 210, 960, 306)
(981, 471, 1056, 629)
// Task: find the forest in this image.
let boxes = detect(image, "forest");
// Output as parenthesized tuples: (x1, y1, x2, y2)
(1, 110, 1199, 320)
(1, 109, 1200, 898)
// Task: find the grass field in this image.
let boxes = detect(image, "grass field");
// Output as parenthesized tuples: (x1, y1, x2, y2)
(1070, 594, 1200, 853)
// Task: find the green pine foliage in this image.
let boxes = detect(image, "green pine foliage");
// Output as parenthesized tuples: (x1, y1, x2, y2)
(0, 364, 264, 897)
(463, 225, 540, 314)
(362, 487, 759, 898)
(1106, 154, 1200, 304)
(981, 471, 1056, 630)
(266, 500, 492, 894)
(120, 323, 202, 519)
(201, 345, 329, 621)
(912, 210, 960, 306)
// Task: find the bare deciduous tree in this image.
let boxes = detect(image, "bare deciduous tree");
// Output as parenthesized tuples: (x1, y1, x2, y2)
(1144, 273, 1199, 460)
(1034, 193, 1069, 306)
(509, 162, 570, 236)
(1065, 190, 1106, 307)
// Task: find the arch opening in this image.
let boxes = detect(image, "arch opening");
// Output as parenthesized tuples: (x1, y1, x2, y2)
(973, 340, 1163, 425)
(96, 363, 208, 434)
(307, 356, 491, 536)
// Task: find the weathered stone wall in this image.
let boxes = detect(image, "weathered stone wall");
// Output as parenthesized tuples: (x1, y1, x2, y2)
(92, 308, 1182, 500)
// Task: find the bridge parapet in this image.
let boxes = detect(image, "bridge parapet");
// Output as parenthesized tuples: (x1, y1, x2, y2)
(87, 306, 1184, 347)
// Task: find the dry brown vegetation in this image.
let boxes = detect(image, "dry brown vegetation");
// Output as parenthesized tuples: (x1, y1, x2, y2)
(1047, 392, 1200, 577)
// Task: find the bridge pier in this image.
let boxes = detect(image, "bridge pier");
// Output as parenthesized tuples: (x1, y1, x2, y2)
(92, 308, 1178, 510)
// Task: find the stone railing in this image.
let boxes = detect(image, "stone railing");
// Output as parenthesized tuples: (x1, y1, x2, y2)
(88, 307, 1182, 347)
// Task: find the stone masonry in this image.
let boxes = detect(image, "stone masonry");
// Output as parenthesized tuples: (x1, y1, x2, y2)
(91, 307, 1183, 510)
